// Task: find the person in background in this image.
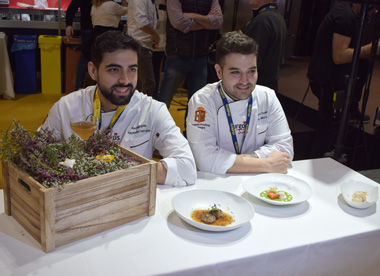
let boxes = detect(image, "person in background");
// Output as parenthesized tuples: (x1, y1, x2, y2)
(157, 0, 223, 113)
(307, 1, 380, 156)
(151, 0, 167, 97)
(65, 0, 93, 90)
(241, 0, 286, 92)
(186, 31, 293, 174)
(308, 1, 380, 124)
(127, 0, 160, 98)
(89, 0, 128, 58)
(41, 30, 196, 187)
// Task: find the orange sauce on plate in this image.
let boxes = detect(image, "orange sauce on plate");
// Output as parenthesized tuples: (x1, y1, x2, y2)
(191, 209, 234, 226)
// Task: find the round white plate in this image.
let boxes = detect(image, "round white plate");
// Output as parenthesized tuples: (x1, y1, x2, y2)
(243, 174, 312, 205)
(340, 180, 379, 209)
(171, 189, 254, 232)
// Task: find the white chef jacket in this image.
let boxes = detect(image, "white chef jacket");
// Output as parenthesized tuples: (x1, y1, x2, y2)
(186, 81, 294, 174)
(127, 0, 157, 50)
(91, 1, 128, 28)
(41, 86, 196, 187)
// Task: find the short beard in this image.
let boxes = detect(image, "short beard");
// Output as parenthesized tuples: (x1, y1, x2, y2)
(98, 83, 135, 106)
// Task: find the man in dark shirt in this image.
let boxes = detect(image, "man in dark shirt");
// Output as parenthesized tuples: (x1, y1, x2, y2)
(307, 1, 380, 157)
(242, 0, 287, 92)
(65, 0, 93, 90)
(308, 1, 379, 124)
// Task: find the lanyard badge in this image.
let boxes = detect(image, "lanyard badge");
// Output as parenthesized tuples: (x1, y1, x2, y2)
(218, 84, 252, 154)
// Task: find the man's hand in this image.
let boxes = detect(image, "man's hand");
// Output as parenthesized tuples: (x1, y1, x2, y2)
(183, 12, 212, 29)
(140, 24, 160, 49)
(263, 152, 290, 174)
(152, 33, 160, 49)
(208, 8, 219, 16)
(65, 26, 73, 38)
(227, 151, 290, 174)
(156, 161, 167, 184)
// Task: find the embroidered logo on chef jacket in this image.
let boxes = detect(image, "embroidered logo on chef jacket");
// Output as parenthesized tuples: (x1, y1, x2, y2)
(194, 106, 206, 123)
(235, 121, 247, 135)
(111, 132, 121, 143)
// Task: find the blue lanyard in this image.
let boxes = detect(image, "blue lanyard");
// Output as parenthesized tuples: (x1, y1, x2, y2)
(218, 83, 253, 154)
(245, 3, 278, 27)
(255, 3, 277, 17)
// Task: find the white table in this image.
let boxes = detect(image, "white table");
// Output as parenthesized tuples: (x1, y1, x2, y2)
(0, 32, 15, 100)
(1, 158, 380, 276)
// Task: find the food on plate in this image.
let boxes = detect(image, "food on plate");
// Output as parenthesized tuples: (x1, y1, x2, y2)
(209, 204, 223, 219)
(351, 191, 367, 203)
(260, 186, 293, 202)
(191, 204, 234, 226)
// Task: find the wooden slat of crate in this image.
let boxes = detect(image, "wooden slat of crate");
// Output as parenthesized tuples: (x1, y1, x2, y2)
(54, 190, 150, 248)
(6, 162, 43, 243)
(54, 175, 150, 231)
(11, 197, 41, 243)
(54, 175, 148, 217)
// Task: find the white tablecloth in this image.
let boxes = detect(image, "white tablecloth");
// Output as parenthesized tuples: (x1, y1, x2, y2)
(0, 32, 15, 100)
(1, 158, 380, 276)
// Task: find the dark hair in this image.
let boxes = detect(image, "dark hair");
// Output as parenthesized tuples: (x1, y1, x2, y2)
(216, 31, 258, 66)
(91, 30, 141, 68)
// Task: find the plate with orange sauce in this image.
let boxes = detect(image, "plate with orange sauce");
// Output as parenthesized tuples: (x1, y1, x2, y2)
(171, 190, 255, 231)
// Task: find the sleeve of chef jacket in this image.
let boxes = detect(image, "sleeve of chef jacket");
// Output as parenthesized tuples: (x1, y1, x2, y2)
(186, 85, 237, 174)
(154, 103, 197, 187)
(254, 91, 294, 160)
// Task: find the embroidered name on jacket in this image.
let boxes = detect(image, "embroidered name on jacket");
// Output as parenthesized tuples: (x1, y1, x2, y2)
(258, 111, 268, 120)
(128, 125, 151, 135)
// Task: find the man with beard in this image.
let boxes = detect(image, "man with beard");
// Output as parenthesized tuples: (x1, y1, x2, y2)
(41, 30, 196, 187)
(186, 31, 293, 174)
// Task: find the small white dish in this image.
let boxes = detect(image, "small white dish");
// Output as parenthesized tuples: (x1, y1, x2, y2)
(171, 189, 254, 232)
(243, 174, 312, 205)
(340, 180, 379, 209)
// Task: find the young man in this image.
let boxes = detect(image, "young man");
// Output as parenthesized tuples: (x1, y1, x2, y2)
(41, 30, 196, 187)
(186, 31, 293, 174)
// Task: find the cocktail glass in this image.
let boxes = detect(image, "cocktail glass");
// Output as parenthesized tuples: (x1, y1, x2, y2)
(70, 115, 99, 140)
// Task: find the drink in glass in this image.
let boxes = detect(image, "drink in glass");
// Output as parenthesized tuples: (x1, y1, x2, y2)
(70, 115, 98, 140)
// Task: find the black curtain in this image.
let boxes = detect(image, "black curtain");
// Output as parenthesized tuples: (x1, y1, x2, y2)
(294, 0, 335, 57)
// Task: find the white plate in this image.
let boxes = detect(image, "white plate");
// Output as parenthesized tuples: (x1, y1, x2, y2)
(341, 180, 379, 209)
(243, 174, 312, 205)
(171, 190, 254, 232)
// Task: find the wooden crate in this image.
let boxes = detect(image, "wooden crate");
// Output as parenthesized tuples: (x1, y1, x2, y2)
(2, 147, 157, 252)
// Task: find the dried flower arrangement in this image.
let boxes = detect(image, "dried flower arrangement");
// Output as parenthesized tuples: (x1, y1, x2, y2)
(0, 121, 141, 189)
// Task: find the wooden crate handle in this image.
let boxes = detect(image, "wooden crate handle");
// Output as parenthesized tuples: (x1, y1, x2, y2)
(18, 178, 31, 193)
